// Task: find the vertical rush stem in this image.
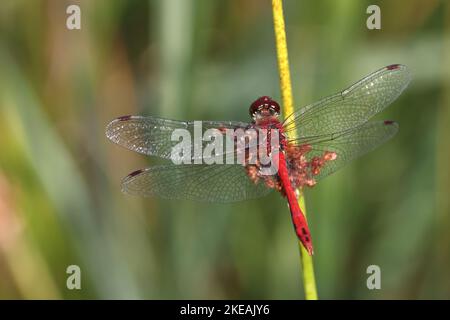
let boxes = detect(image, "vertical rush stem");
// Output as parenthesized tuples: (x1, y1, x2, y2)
(271, 0, 318, 300)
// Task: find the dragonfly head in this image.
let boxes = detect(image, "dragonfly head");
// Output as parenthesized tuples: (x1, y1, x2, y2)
(249, 96, 280, 120)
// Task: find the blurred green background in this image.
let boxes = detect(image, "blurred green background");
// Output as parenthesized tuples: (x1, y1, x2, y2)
(0, 0, 449, 299)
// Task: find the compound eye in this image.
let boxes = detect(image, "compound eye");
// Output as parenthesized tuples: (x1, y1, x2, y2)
(249, 103, 260, 117)
(249, 96, 272, 116)
(270, 101, 280, 114)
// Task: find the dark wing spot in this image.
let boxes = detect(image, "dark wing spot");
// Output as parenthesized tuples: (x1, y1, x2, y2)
(304, 236, 310, 242)
(301, 227, 308, 235)
(117, 115, 132, 121)
(387, 64, 401, 70)
(127, 169, 144, 178)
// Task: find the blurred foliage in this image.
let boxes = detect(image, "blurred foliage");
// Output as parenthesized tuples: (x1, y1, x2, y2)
(0, 0, 449, 299)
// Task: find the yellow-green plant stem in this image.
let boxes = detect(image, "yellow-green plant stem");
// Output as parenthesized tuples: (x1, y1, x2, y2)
(271, 0, 318, 300)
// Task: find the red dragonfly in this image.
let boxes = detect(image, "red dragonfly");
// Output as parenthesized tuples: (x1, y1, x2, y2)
(106, 64, 411, 255)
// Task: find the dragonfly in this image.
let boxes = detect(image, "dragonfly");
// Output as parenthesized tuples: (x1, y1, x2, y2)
(106, 64, 411, 255)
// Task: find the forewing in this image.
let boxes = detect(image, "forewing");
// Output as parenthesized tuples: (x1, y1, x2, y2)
(283, 64, 411, 140)
(121, 164, 272, 203)
(304, 120, 399, 182)
(106, 116, 249, 160)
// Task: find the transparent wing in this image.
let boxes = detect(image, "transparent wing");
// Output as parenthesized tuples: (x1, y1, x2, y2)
(297, 120, 398, 184)
(283, 64, 411, 141)
(106, 115, 250, 160)
(121, 164, 272, 203)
